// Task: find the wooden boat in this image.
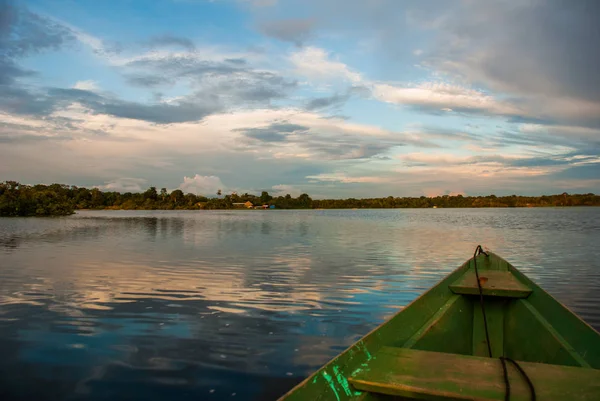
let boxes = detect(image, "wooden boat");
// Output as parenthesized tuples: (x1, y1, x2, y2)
(279, 248, 600, 400)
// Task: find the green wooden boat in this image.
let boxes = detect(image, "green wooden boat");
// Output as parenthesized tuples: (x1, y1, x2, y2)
(279, 248, 600, 400)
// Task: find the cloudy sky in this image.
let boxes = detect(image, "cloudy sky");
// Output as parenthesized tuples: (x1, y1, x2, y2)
(1, 0, 599, 197)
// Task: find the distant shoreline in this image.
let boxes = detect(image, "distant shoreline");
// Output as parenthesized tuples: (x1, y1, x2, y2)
(2, 181, 599, 217)
(73, 205, 600, 212)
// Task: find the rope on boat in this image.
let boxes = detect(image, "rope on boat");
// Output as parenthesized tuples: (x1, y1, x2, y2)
(472, 245, 536, 401)
(473, 245, 492, 358)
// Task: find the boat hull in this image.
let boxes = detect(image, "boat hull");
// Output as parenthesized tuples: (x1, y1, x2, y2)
(278, 251, 600, 401)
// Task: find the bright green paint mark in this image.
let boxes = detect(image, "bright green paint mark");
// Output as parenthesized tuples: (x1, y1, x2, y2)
(333, 366, 362, 397)
(363, 345, 373, 361)
(321, 371, 341, 401)
(312, 376, 318, 384)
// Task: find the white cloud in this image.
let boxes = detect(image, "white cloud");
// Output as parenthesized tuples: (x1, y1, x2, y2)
(290, 46, 521, 116)
(371, 82, 521, 116)
(178, 175, 226, 195)
(95, 178, 147, 192)
(73, 80, 99, 91)
(271, 184, 302, 197)
(289, 47, 362, 84)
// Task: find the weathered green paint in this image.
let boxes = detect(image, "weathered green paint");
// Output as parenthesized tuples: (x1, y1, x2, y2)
(504, 299, 590, 367)
(404, 295, 473, 356)
(349, 347, 600, 400)
(278, 251, 600, 401)
(509, 262, 600, 369)
(472, 299, 505, 357)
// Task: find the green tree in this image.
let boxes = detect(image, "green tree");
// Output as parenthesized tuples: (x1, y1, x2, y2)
(260, 191, 272, 204)
(144, 187, 158, 201)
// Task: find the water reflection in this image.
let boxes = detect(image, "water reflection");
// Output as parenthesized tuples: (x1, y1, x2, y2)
(0, 208, 599, 400)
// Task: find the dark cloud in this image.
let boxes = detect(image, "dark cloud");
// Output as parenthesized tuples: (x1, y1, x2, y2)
(1, 84, 222, 124)
(47, 88, 222, 124)
(124, 74, 174, 88)
(257, 18, 315, 46)
(552, 164, 600, 180)
(257, 0, 600, 126)
(305, 93, 349, 110)
(304, 141, 392, 159)
(234, 121, 408, 160)
(305, 86, 368, 111)
(224, 58, 247, 65)
(245, 130, 287, 142)
(124, 56, 245, 77)
(425, 0, 600, 117)
(0, 0, 74, 59)
(0, 0, 74, 85)
(0, 115, 118, 143)
(208, 71, 296, 103)
(234, 122, 309, 142)
(270, 123, 308, 132)
(0, 58, 34, 85)
(1, 64, 293, 124)
(0, 84, 57, 115)
(491, 124, 600, 152)
(120, 55, 296, 104)
(0, 1, 294, 125)
(146, 34, 196, 51)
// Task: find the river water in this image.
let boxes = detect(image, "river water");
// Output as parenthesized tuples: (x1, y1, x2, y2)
(1, 208, 599, 400)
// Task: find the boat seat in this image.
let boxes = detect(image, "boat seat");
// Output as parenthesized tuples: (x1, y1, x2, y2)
(449, 270, 532, 298)
(348, 347, 600, 400)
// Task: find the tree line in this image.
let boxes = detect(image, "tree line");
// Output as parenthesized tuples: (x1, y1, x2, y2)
(1, 181, 599, 216)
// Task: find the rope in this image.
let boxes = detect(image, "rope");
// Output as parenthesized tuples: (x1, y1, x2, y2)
(472, 245, 492, 358)
(500, 357, 537, 401)
(471, 245, 536, 401)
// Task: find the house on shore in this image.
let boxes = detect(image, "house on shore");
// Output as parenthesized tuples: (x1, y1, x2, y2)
(233, 201, 254, 209)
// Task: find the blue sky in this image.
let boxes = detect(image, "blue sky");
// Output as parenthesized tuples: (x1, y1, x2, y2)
(1, 0, 599, 198)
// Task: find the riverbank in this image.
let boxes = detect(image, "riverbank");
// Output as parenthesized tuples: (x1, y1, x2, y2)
(2, 181, 599, 216)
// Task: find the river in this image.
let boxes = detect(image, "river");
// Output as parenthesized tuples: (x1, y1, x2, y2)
(1, 208, 599, 400)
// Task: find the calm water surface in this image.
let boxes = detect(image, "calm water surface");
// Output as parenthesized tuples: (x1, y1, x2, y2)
(1, 209, 600, 400)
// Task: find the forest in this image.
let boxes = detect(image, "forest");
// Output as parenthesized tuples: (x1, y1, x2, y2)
(1, 181, 599, 216)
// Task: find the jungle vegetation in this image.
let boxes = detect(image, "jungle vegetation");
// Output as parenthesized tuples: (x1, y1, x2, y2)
(1, 181, 598, 216)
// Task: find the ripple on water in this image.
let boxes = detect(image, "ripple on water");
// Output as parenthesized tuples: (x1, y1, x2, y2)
(0, 208, 599, 401)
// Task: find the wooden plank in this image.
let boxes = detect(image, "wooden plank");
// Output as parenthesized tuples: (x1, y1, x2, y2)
(473, 299, 505, 358)
(348, 347, 600, 401)
(403, 295, 473, 356)
(505, 299, 590, 368)
(449, 270, 532, 298)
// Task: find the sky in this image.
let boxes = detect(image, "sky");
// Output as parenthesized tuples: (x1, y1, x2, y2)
(1, 0, 599, 198)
